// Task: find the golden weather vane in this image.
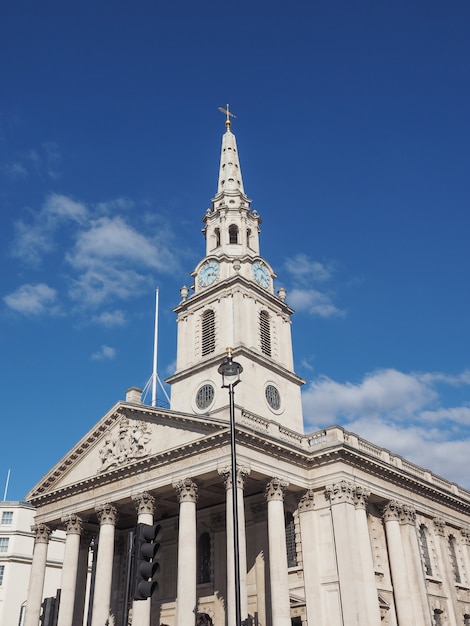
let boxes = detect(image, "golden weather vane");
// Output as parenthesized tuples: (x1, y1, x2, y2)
(218, 103, 237, 127)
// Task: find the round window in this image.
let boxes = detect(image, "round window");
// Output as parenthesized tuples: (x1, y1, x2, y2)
(265, 384, 281, 410)
(196, 384, 215, 410)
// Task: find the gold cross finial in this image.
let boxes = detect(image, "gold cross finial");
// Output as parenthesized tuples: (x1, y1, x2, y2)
(218, 104, 237, 128)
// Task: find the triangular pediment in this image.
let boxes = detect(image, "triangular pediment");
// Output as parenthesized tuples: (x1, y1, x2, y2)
(27, 402, 229, 501)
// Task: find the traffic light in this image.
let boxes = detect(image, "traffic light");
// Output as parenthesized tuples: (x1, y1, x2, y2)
(39, 597, 56, 626)
(132, 522, 161, 600)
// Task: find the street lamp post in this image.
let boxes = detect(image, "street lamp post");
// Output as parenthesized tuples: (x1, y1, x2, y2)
(218, 348, 243, 626)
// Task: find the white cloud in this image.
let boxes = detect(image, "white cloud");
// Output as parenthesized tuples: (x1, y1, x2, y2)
(284, 253, 344, 318)
(11, 193, 88, 265)
(91, 345, 117, 361)
(43, 193, 88, 223)
(289, 287, 344, 317)
(3, 283, 60, 316)
(92, 310, 127, 327)
(285, 254, 334, 284)
(1, 161, 28, 180)
(68, 216, 167, 270)
(66, 215, 177, 307)
(302, 368, 470, 487)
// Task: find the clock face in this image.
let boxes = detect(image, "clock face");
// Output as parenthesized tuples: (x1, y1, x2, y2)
(198, 260, 219, 287)
(252, 261, 270, 288)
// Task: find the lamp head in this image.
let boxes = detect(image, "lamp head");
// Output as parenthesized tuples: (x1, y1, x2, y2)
(218, 347, 243, 388)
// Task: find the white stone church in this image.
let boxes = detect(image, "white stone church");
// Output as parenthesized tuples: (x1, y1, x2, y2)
(24, 113, 470, 626)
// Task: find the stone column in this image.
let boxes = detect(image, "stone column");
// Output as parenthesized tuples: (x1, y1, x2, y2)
(266, 478, 290, 626)
(325, 480, 368, 626)
(73, 531, 93, 626)
(24, 523, 52, 626)
(298, 490, 324, 625)
(383, 501, 416, 625)
(57, 514, 83, 626)
(221, 466, 249, 624)
(91, 503, 117, 626)
(131, 492, 156, 626)
(174, 478, 198, 626)
(460, 528, 470, 584)
(399, 505, 430, 626)
(433, 518, 458, 625)
(354, 487, 382, 625)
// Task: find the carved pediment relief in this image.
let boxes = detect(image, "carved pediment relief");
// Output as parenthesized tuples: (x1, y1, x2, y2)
(27, 402, 228, 501)
(98, 416, 151, 472)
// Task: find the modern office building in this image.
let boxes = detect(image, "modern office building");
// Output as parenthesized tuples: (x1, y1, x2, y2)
(24, 114, 470, 626)
(0, 501, 65, 626)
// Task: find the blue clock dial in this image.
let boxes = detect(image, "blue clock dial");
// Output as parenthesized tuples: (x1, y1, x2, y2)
(252, 261, 270, 288)
(198, 260, 219, 287)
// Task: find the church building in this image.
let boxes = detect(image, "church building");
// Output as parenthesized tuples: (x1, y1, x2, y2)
(24, 112, 470, 626)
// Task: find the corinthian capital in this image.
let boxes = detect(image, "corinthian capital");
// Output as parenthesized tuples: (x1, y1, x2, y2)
(32, 523, 52, 544)
(132, 492, 155, 516)
(96, 503, 118, 526)
(219, 466, 250, 490)
(382, 500, 402, 522)
(400, 505, 416, 525)
(298, 489, 315, 513)
(354, 486, 370, 510)
(325, 480, 354, 505)
(265, 478, 289, 502)
(61, 514, 83, 535)
(174, 478, 198, 503)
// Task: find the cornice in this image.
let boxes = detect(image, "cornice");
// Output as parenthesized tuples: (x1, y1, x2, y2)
(173, 273, 293, 316)
(166, 345, 305, 387)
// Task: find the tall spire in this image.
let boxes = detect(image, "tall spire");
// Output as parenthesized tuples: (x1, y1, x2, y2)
(216, 104, 245, 195)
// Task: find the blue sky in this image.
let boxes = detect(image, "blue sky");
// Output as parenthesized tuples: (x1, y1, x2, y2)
(1, 1, 470, 499)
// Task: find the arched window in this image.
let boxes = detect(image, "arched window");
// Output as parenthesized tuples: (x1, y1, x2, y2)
(246, 228, 251, 248)
(285, 511, 297, 567)
(259, 310, 271, 356)
(448, 535, 461, 583)
(196, 614, 213, 626)
(418, 525, 433, 576)
(197, 533, 211, 584)
(229, 224, 239, 244)
(201, 310, 216, 356)
(215, 227, 221, 247)
(433, 609, 443, 625)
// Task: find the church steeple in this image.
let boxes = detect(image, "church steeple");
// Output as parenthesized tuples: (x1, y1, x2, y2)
(167, 109, 305, 433)
(216, 105, 245, 196)
(202, 107, 261, 259)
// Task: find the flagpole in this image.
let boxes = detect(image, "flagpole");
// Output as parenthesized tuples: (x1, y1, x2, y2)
(151, 288, 159, 407)
(3, 469, 10, 501)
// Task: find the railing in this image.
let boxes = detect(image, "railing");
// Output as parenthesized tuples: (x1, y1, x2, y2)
(240, 410, 470, 499)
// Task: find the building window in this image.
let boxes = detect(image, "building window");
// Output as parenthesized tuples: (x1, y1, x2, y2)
(1, 511, 13, 525)
(259, 310, 271, 356)
(265, 385, 281, 410)
(215, 228, 221, 247)
(246, 228, 251, 247)
(201, 310, 216, 356)
(0, 538, 9, 553)
(448, 535, 461, 583)
(197, 532, 211, 584)
(285, 512, 297, 567)
(229, 224, 239, 244)
(433, 609, 443, 625)
(0, 565, 4, 586)
(196, 384, 215, 411)
(464, 614, 470, 626)
(418, 525, 433, 576)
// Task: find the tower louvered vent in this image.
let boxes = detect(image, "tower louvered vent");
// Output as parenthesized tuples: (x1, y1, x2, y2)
(201, 310, 216, 356)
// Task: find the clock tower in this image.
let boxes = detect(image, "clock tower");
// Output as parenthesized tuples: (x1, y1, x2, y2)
(167, 108, 305, 432)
